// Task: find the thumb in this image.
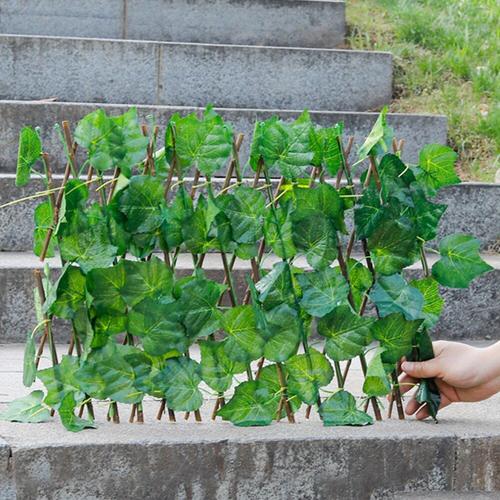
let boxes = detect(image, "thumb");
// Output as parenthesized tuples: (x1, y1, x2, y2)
(401, 359, 440, 379)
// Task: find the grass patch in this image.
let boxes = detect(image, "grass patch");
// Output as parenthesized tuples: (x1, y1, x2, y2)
(346, 0, 499, 181)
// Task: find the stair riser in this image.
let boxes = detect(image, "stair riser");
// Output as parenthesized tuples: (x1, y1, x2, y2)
(0, 260, 497, 343)
(0, 35, 392, 111)
(0, 101, 447, 173)
(1, 176, 496, 252)
(0, 0, 346, 48)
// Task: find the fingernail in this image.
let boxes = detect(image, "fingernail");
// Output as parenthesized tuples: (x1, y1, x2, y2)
(402, 361, 413, 371)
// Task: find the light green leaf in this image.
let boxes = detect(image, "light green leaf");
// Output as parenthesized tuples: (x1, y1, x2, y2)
(344, 259, 373, 312)
(255, 262, 295, 310)
(16, 126, 41, 186)
(264, 202, 297, 260)
(319, 390, 373, 426)
(58, 392, 96, 432)
(217, 380, 280, 426)
(432, 234, 493, 288)
(357, 107, 393, 160)
(363, 350, 392, 397)
(161, 186, 193, 248)
(298, 268, 349, 318)
(86, 261, 127, 316)
(310, 124, 343, 176)
(262, 304, 301, 362)
(318, 305, 375, 361)
(33, 201, 56, 257)
(23, 331, 37, 387)
(49, 266, 86, 319)
(370, 274, 424, 320)
(409, 277, 444, 328)
(416, 144, 460, 194)
(0, 391, 50, 423)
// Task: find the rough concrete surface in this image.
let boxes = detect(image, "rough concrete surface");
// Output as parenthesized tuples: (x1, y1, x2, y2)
(0, 0, 346, 48)
(0, 35, 392, 111)
(0, 101, 447, 173)
(0, 344, 499, 499)
(0, 252, 498, 344)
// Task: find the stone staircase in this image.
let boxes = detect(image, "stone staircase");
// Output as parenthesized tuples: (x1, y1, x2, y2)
(0, 2, 499, 498)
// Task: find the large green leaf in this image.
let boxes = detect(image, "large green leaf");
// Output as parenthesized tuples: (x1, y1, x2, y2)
(416, 144, 460, 194)
(353, 185, 386, 240)
(371, 313, 423, 364)
(199, 339, 246, 393)
(122, 257, 173, 307)
(409, 186, 447, 242)
(16, 126, 41, 186)
(310, 124, 343, 176)
(49, 265, 86, 319)
(33, 201, 56, 257)
(128, 299, 188, 356)
(165, 108, 233, 176)
(368, 218, 420, 275)
(264, 202, 297, 260)
(409, 277, 444, 328)
(257, 363, 302, 414)
(258, 111, 314, 179)
(58, 392, 96, 432)
(0, 391, 50, 423)
(152, 357, 203, 411)
(298, 268, 349, 318)
(362, 350, 392, 397)
(255, 262, 295, 310)
(86, 261, 127, 316)
(119, 175, 165, 234)
(432, 234, 493, 288)
(285, 348, 333, 405)
(345, 258, 373, 312)
(182, 194, 220, 254)
(222, 305, 264, 363)
(369, 274, 424, 321)
(74, 108, 148, 176)
(262, 304, 301, 362)
(161, 186, 193, 248)
(357, 107, 393, 160)
(217, 380, 280, 426)
(318, 305, 375, 361)
(319, 390, 373, 426)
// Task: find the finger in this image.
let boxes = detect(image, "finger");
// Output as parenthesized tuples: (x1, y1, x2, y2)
(398, 373, 419, 396)
(415, 395, 453, 420)
(405, 397, 420, 416)
(401, 359, 441, 379)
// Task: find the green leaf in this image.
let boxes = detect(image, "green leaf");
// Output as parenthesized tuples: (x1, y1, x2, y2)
(33, 201, 56, 257)
(371, 313, 423, 364)
(119, 175, 165, 233)
(264, 202, 297, 260)
(199, 339, 246, 393)
(23, 331, 37, 387)
(345, 259, 373, 312)
(310, 124, 343, 176)
(409, 186, 447, 241)
(262, 304, 301, 362)
(409, 277, 444, 328)
(363, 350, 392, 397)
(353, 185, 386, 240)
(416, 378, 441, 422)
(319, 390, 373, 426)
(16, 127, 41, 186)
(222, 305, 264, 363)
(128, 299, 188, 356)
(255, 262, 295, 310)
(432, 234, 493, 288)
(165, 108, 233, 176)
(0, 391, 50, 423)
(122, 257, 173, 307)
(58, 392, 96, 432)
(370, 274, 424, 321)
(152, 357, 203, 411)
(49, 266, 86, 319)
(38, 355, 84, 409)
(318, 305, 375, 362)
(161, 186, 193, 248)
(257, 363, 302, 414)
(298, 268, 349, 318)
(182, 194, 219, 254)
(259, 111, 314, 179)
(416, 144, 460, 194)
(367, 218, 420, 275)
(285, 348, 334, 405)
(86, 261, 127, 316)
(75, 108, 148, 176)
(217, 380, 280, 426)
(357, 107, 393, 160)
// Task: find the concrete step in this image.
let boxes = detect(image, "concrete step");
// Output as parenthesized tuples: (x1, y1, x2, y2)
(0, 343, 499, 499)
(0, 35, 392, 111)
(0, 0, 346, 48)
(0, 101, 447, 173)
(0, 251, 498, 343)
(1, 173, 497, 253)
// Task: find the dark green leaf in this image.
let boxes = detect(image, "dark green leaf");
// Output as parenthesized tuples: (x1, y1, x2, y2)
(86, 261, 127, 316)
(49, 266, 86, 319)
(345, 258, 373, 312)
(310, 124, 343, 176)
(262, 304, 301, 362)
(161, 186, 193, 248)
(319, 390, 373, 426)
(416, 379, 441, 422)
(58, 392, 96, 432)
(255, 262, 295, 310)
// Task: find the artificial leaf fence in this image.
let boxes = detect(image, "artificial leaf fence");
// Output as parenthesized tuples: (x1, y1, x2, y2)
(1, 106, 492, 430)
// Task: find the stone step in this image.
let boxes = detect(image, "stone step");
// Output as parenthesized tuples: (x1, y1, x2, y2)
(1, 173, 497, 253)
(0, 251, 498, 343)
(0, 100, 448, 173)
(0, 35, 392, 111)
(0, 0, 346, 48)
(0, 343, 499, 499)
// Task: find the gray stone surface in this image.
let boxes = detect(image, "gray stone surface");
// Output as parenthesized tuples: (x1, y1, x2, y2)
(0, 101, 447, 173)
(0, 0, 346, 48)
(0, 35, 392, 111)
(1, 174, 496, 252)
(0, 252, 498, 343)
(0, 437, 14, 500)
(0, 343, 499, 499)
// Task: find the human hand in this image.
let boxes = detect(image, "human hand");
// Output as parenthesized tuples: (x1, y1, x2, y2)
(398, 340, 500, 420)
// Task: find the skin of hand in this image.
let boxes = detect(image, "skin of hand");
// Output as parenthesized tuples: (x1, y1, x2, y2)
(398, 340, 500, 420)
